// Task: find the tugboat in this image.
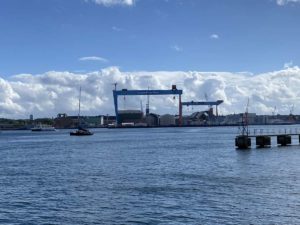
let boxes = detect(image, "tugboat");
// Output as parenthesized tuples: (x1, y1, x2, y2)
(70, 87, 93, 136)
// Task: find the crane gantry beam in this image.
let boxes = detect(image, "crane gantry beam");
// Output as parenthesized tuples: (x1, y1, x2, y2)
(181, 100, 224, 106)
(181, 100, 224, 116)
(113, 86, 183, 126)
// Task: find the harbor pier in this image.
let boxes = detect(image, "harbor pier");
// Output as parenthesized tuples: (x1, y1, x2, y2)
(236, 128, 300, 149)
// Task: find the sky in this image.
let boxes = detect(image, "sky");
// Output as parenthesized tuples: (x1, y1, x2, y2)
(1, 0, 300, 75)
(0, 0, 300, 118)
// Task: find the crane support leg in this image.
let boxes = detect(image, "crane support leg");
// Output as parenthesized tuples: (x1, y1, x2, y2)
(179, 94, 182, 126)
(113, 92, 119, 125)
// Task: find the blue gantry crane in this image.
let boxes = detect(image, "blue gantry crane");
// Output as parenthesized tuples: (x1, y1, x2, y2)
(181, 100, 224, 116)
(113, 85, 183, 125)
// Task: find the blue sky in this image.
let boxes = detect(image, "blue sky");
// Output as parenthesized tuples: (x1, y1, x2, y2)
(0, 0, 300, 76)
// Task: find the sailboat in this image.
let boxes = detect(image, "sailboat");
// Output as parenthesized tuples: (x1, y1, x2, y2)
(70, 87, 93, 136)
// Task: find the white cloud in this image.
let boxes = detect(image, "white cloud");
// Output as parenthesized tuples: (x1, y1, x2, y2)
(79, 56, 108, 62)
(284, 61, 293, 68)
(276, 0, 300, 5)
(171, 45, 183, 52)
(87, 0, 135, 6)
(1, 66, 300, 118)
(210, 34, 219, 39)
(0, 78, 23, 115)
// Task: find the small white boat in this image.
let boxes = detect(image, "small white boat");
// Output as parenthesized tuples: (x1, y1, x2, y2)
(31, 124, 56, 131)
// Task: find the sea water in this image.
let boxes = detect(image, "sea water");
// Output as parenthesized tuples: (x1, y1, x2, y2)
(1, 126, 300, 224)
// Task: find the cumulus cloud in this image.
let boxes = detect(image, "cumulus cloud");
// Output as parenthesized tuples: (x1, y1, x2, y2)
(210, 34, 219, 39)
(0, 78, 23, 115)
(276, 0, 300, 5)
(1, 67, 300, 118)
(86, 0, 135, 6)
(79, 56, 108, 62)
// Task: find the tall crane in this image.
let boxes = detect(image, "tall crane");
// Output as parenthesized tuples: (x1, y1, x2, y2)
(113, 85, 183, 125)
(290, 104, 294, 115)
(205, 92, 216, 116)
(146, 87, 150, 115)
(272, 106, 277, 116)
(204, 93, 212, 110)
(112, 82, 117, 91)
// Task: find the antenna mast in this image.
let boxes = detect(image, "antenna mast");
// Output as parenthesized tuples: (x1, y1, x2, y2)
(78, 87, 81, 127)
(241, 98, 249, 136)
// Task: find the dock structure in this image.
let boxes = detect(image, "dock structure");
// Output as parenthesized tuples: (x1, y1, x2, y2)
(234, 99, 298, 149)
(235, 128, 300, 149)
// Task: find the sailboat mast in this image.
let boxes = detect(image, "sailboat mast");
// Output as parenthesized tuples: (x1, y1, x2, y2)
(78, 87, 81, 127)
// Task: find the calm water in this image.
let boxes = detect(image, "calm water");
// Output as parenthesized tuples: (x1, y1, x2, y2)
(1, 126, 300, 224)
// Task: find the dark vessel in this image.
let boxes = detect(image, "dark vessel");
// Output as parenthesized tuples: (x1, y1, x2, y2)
(70, 127, 93, 136)
(70, 87, 93, 136)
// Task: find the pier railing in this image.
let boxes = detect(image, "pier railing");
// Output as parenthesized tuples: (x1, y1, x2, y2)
(236, 127, 300, 149)
(248, 128, 300, 137)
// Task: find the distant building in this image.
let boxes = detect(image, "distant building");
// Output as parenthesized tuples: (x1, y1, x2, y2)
(146, 113, 159, 126)
(160, 114, 175, 126)
(57, 113, 67, 118)
(181, 111, 209, 126)
(118, 110, 143, 124)
(84, 116, 102, 127)
(247, 113, 256, 124)
(54, 115, 76, 129)
(100, 115, 116, 126)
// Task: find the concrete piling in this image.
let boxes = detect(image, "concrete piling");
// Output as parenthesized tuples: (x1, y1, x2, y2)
(235, 135, 251, 149)
(277, 135, 291, 146)
(256, 136, 271, 148)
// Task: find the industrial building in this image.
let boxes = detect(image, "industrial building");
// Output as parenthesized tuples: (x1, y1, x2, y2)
(54, 113, 105, 129)
(145, 113, 159, 126)
(118, 110, 143, 124)
(160, 114, 176, 126)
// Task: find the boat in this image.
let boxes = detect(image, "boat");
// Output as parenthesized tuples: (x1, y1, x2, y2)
(70, 87, 93, 136)
(70, 126, 93, 136)
(31, 124, 56, 131)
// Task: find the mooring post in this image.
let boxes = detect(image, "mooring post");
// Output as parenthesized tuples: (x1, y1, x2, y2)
(235, 135, 251, 149)
(277, 135, 291, 146)
(256, 135, 271, 148)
